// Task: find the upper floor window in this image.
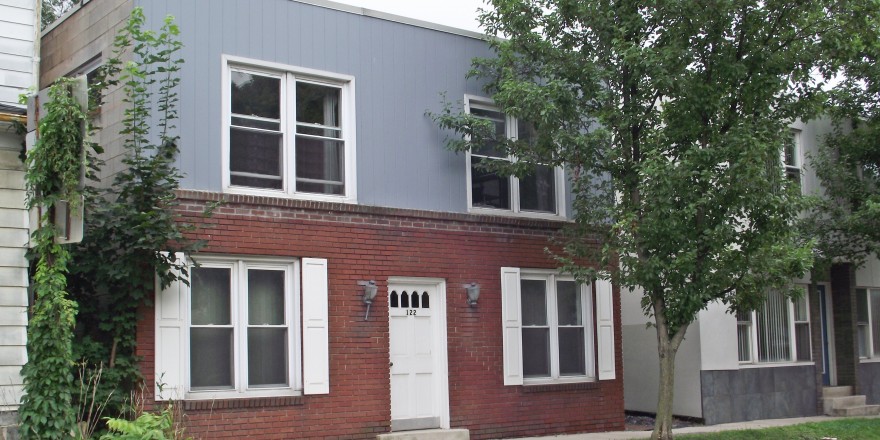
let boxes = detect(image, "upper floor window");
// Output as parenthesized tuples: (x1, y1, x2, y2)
(783, 131, 802, 190)
(737, 286, 810, 364)
(857, 288, 880, 359)
(223, 57, 356, 203)
(466, 97, 565, 218)
(67, 55, 102, 113)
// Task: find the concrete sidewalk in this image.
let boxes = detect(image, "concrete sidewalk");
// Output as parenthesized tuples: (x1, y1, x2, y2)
(507, 415, 864, 439)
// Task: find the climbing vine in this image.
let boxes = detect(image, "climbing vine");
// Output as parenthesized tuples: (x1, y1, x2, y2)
(67, 7, 208, 421)
(19, 79, 88, 439)
(20, 8, 207, 438)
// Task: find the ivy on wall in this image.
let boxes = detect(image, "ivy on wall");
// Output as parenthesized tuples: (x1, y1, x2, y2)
(19, 78, 88, 440)
(20, 8, 210, 438)
(68, 7, 211, 422)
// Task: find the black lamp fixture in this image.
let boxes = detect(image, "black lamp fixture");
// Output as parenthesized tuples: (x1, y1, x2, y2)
(358, 280, 378, 320)
(465, 282, 480, 307)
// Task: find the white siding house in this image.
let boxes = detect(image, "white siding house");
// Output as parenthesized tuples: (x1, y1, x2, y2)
(623, 118, 880, 424)
(0, 0, 38, 427)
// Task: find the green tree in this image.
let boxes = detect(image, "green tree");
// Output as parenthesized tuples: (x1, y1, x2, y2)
(433, 1, 857, 438)
(804, 2, 880, 272)
(21, 7, 204, 436)
(67, 7, 207, 420)
(41, 0, 78, 29)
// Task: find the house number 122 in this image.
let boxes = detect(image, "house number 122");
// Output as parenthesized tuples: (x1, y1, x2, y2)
(406, 309, 417, 316)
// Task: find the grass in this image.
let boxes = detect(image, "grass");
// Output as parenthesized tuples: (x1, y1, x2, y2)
(679, 418, 880, 439)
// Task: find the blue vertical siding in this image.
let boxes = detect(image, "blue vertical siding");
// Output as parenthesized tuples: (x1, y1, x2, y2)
(138, 0, 571, 214)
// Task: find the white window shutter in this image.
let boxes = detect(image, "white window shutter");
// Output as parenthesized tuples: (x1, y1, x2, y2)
(596, 279, 616, 380)
(500, 267, 523, 385)
(155, 252, 187, 400)
(302, 258, 330, 395)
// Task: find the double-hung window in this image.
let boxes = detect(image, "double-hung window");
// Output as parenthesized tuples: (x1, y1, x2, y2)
(225, 57, 356, 202)
(857, 288, 880, 359)
(500, 268, 616, 385)
(520, 273, 591, 380)
(466, 97, 564, 218)
(737, 287, 811, 363)
(189, 258, 298, 396)
(155, 255, 330, 400)
(783, 131, 802, 190)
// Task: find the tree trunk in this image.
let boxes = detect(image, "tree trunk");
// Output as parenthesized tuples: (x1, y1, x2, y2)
(652, 342, 678, 440)
(651, 298, 689, 440)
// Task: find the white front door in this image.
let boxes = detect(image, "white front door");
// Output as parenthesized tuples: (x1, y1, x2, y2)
(388, 279, 449, 431)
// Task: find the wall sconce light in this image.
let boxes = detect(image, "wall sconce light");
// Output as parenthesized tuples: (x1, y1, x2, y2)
(358, 280, 378, 321)
(465, 282, 480, 307)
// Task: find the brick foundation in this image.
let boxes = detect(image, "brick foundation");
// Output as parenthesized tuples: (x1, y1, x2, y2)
(135, 191, 625, 439)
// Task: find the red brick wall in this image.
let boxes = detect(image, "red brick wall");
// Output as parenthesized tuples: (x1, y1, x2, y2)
(136, 191, 625, 439)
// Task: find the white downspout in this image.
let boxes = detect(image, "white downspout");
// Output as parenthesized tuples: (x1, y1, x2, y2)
(33, 0, 42, 91)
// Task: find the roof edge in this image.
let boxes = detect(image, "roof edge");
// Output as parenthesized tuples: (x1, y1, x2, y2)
(290, 0, 490, 40)
(42, 0, 492, 41)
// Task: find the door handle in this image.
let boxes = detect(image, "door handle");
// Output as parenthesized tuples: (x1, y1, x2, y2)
(390, 362, 394, 367)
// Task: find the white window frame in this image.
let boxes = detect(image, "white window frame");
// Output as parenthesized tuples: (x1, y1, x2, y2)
(520, 270, 595, 384)
(69, 56, 101, 93)
(738, 286, 811, 365)
(464, 95, 566, 219)
(857, 288, 880, 360)
(793, 294, 811, 362)
(736, 310, 753, 363)
(184, 256, 301, 400)
(221, 55, 357, 204)
(783, 130, 802, 191)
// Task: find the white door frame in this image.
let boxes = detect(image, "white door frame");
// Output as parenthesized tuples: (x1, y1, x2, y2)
(387, 277, 450, 430)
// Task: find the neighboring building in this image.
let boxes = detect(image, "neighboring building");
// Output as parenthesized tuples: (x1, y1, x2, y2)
(41, 1, 624, 439)
(0, 0, 39, 437)
(623, 119, 880, 424)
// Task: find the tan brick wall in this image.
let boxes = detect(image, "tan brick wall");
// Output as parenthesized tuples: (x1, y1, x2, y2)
(40, 0, 133, 187)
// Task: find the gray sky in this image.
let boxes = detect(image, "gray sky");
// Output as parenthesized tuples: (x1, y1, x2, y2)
(330, 0, 487, 33)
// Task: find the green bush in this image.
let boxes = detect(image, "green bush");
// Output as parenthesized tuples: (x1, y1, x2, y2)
(100, 405, 190, 440)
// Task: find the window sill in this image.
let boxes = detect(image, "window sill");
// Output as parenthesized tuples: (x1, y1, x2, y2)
(184, 386, 301, 402)
(737, 361, 814, 369)
(859, 358, 880, 364)
(521, 380, 599, 393)
(182, 395, 303, 411)
(224, 185, 357, 205)
(468, 206, 569, 222)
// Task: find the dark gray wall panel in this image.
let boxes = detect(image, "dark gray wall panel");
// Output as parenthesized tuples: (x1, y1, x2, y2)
(137, 0, 568, 214)
(700, 366, 817, 425)
(858, 362, 880, 404)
